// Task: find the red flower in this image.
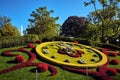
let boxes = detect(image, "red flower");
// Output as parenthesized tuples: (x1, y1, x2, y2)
(48, 65, 57, 76)
(110, 59, 119, 65)
(37, 63, 48, 72)
(27, 43, 35, 48)
(3, 50, 19, 56)
(15, 55, 25, 63)
(100, 48, 117, 57)
(35, 40, 41, 44)
(116, 68, 120, 73)
(58, 48, 66, 54)
(106, 68, 118, 76)
(108, 52, 117, 57)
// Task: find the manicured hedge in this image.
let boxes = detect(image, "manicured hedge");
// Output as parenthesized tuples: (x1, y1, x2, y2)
(43, 36, 91, 45)
(96, 43, 120, 50)
(0, 34, 39, 48)
(0, 36, 26, 48)
(0, 35, 91, 48)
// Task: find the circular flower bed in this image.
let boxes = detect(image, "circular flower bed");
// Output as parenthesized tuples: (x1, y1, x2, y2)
(36, 41, 108, 68)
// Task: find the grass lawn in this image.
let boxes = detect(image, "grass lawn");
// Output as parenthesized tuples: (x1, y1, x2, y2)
(0, 44, 120, 80)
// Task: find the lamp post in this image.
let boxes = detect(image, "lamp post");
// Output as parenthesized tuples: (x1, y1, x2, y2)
(36, 69, 38, 80)
(116, 39, 119, 45)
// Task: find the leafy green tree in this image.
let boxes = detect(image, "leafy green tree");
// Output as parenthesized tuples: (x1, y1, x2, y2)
(0, 16, 20, 37)
(1, 24, 20, 36)
(60, 16, 88, 38)
(26, 6, 60, 38)
(85, 0, 120, 43)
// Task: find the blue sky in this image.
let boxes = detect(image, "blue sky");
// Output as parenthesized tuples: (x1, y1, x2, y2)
(0, 0, 97, 31)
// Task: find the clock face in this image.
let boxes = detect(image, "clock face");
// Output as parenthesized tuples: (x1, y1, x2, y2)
(36, 41, 107, 68)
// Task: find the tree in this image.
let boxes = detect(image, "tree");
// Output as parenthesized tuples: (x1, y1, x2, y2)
(1, 24, 20, 36)
(0, 16, 11, 30)
(0, 16, 20, 37)
(85, 0, 120, 43)
(26, 7, 60, 37)
(60, 16, 88, 38)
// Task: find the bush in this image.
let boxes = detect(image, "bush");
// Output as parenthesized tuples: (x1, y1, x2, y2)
(106, 68, 118, 76)
(37, 63, 48, 72)
(110, 59, 119, 65)
(27, 43, 35, 48)
(35, 40, 41, 44)
(108, 52, 117, 57)
(15, 55, 25, 63)
(24, 34, 39, 43)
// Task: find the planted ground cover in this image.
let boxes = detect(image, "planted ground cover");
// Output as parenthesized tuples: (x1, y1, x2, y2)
(0, 41, 120, 80)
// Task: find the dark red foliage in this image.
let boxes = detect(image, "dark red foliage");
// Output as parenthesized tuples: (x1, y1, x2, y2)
(115, 68, 120, 73)
(37, 63, 48, 72)
(2, 50, 19, 56)
(58, 48, 83, 58)
(76, 50, 84, 55)
(60, 16, 87, 37)
(27, 43, 35, 48)
(67, 50, 84, 58)
(18, 47, 25, 51)
(58, 48, 66, 54)
(35, 40, 41, 44)
(107, 52, 117, 57)
(18, 46, 36, 63)
(106, 68, 118, 76)
(110, 59, 119, 65)
(99, 48, 118, 57)
(47, 65, 58, 76)
(15, 55, 25, 63)
(99, 48, 108, 55)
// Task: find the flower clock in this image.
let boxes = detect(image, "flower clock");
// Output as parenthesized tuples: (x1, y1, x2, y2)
(36, 41, 107, 68)
(0, 41, 120, 80)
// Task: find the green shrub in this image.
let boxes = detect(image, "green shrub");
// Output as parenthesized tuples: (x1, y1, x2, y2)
(24, 34, 39, 43)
